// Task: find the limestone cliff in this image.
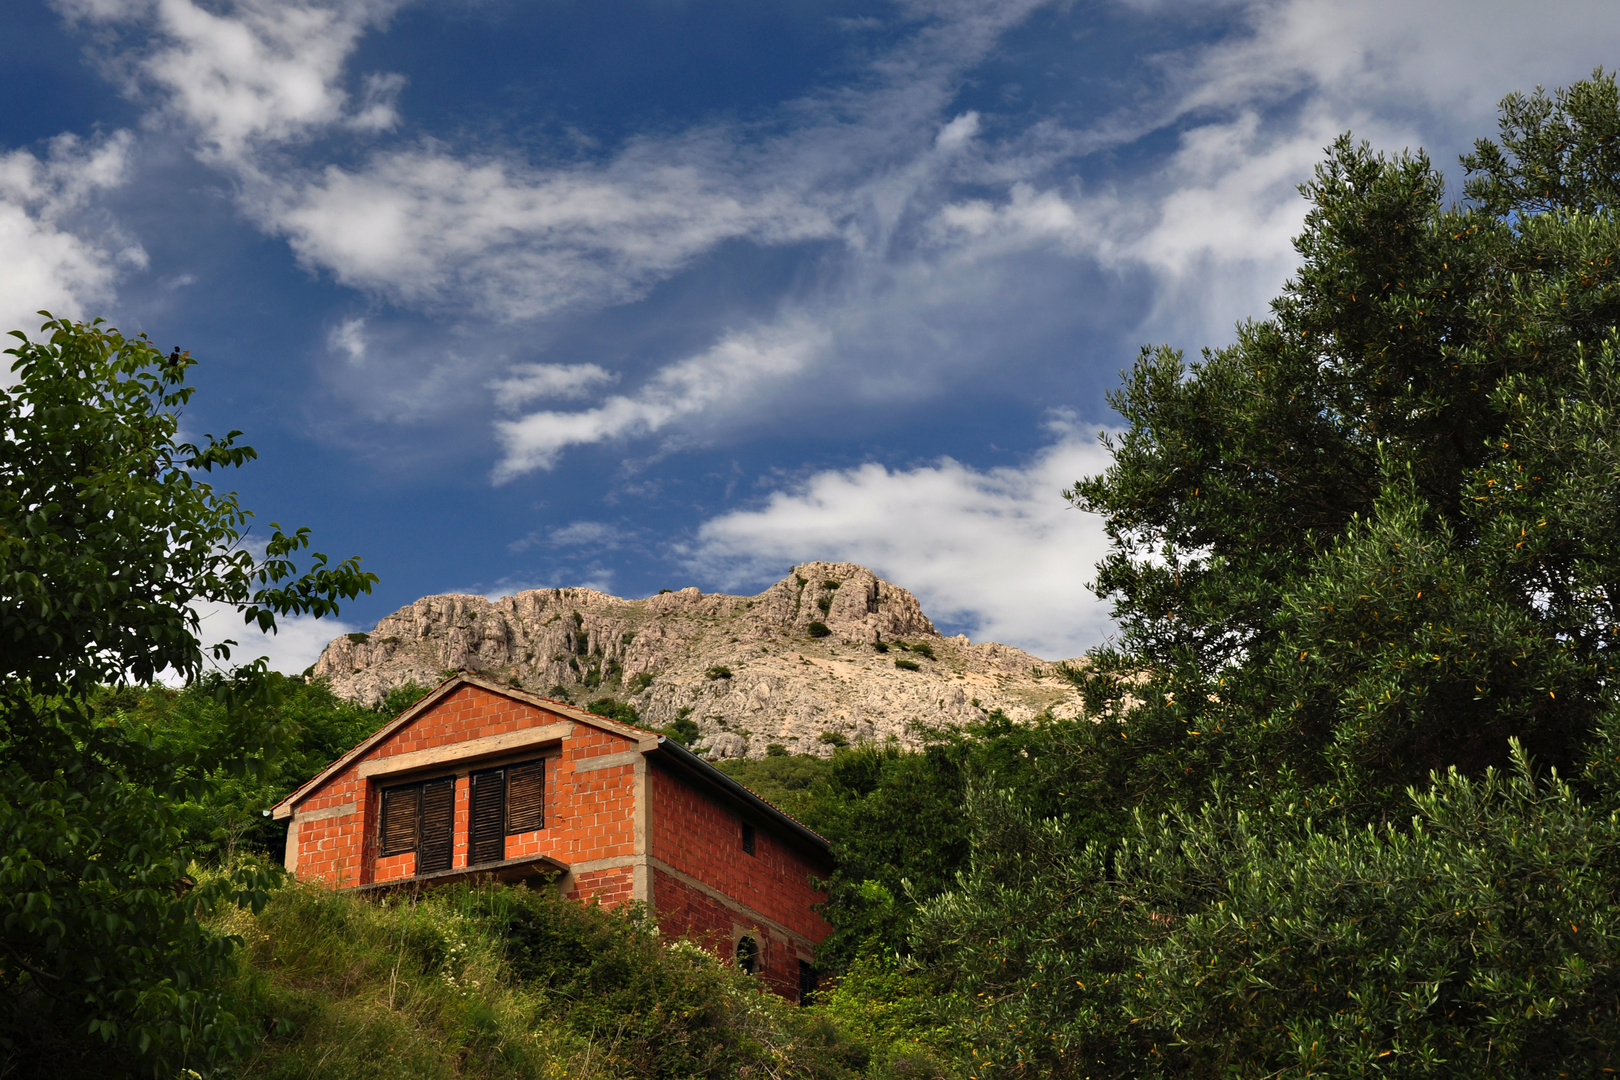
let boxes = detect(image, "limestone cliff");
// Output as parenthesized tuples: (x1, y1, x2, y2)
(311, 562, 1085, 758)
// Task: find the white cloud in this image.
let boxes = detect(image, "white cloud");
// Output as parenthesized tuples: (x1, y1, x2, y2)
(546, 521, 617, 547)
(489, 363, 616, 409)
(265, 145, 841, 320)
(691, 417, 1118, 659)
(95, 0, 404, 163)
(0, 132, 142, 341)
(493, 320, 830, 477)
(61, 0, 1620, 476)
(328, 316, 367, 362)
(178, 599, 355, 680)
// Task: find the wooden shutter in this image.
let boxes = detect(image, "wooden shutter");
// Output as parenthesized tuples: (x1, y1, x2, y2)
(417, 778, 455, 875)
(505, 760, 545, 834)
(379, 785, 419, 857)
(469, 768, 507, 866)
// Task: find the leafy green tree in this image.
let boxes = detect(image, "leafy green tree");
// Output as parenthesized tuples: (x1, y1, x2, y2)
(0, 316, 375, 1076)
(1067, 70, 1620, 812)
(897, 72, 1620, 1077)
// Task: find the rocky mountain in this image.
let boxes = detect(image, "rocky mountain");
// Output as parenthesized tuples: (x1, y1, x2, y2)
(311, 562, 1086, 758)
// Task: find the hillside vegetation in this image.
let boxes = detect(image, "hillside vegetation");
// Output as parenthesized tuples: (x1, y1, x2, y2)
(10, 73, 1620, 1079)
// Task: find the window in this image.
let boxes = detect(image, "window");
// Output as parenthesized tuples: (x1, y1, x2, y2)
(469, 759, 547, 867)
(798, 960, 818, 1005)
(735, 936, 759, 974)
(378, 777, 454, 875)
(741, 821, 756, 856)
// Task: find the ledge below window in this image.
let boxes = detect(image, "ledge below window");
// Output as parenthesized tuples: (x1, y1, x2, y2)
(352, 852, 571, 894)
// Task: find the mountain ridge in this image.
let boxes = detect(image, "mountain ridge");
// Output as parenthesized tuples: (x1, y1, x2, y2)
(311, 562, 1086, 758)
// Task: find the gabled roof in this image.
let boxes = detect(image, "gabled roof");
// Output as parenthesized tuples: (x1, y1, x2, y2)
(270, 671, 656, 818)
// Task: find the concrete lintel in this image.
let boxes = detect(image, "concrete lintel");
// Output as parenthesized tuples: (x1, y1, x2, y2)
(357, 722, 572, 779)
(573, 749, 644, 774)
(292, 801, 356, 824)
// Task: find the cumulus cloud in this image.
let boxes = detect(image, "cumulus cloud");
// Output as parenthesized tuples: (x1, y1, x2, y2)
(68, 0, 404, 163)
(0, 131, 143, 341)
(690, 416, 1117, 660)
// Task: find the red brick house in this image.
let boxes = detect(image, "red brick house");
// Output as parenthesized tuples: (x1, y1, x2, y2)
(269, 673, 832, 999)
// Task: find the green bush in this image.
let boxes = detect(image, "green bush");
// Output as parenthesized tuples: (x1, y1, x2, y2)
(585, 697, 641, 726)
(218, 878, 873, 1080)
(906, 643, 934, 661)
(661, 710, 701, 747)
(808, 622, 832, 638)
(893, 659, 920, 672)
(706, 665, 733, 680)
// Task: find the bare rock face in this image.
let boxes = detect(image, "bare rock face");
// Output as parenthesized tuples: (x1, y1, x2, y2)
(311, 562, 1085, 758)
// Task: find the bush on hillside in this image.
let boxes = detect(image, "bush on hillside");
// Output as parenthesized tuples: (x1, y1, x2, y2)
(218, 877, 900, 1080)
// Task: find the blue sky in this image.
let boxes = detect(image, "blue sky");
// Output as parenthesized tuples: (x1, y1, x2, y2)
(6, 0, 1617, 669)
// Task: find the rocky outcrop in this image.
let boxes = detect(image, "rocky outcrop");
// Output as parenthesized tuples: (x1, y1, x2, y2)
(312, 562, 1085, 758)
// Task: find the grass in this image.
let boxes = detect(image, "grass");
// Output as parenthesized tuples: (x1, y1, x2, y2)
(212, 876, 907, 1080)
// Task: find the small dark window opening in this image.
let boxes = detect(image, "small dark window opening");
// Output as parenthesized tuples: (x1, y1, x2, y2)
(735, 936, 759, 974)
(378, 777, 454, 876)
(741, 821, 756, 856)
(798, 960, 818, 1005)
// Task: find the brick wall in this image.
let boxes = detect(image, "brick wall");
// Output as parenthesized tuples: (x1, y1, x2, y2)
(286, 681, 830, 1003)
(648, 762, 831, 998)
(290, 684, 638, 888)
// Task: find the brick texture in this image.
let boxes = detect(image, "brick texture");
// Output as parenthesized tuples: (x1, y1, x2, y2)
(285, 680, 831, 1000)
(290, 684, 637, 887)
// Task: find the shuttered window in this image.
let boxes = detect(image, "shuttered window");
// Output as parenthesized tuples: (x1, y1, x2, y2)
(379, 777, 454, 876)
(418, 778, 455, 874)
(469, 767, 508, 866)
(379, 785, 420, 857)
(506, 760, 545, 834)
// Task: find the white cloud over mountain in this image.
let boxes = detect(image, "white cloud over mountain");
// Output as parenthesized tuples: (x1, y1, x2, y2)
(691, 416, 1117, 660)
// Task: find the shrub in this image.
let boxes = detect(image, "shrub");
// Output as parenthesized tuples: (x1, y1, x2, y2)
(907, 643, 934, 660)
(817, 596, 833, 614)
(706, 665, 733, 680)
(661, 714, 701, 747)
(766, 743, 789, 757)
(217, 878, 872, 1080)
(586, 697, 641, 726)
(808, 622, 832, 638)
(345, 631, 370, 644)
(872, 641, 890, 653)
(820, 731, 850, 748)
(628, 671, 655, 693)
(894, 659, 920, 671)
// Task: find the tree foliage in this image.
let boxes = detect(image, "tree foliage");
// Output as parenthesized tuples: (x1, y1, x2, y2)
(0, 316, 375, 1076)
(889, 71, 1620, 1077)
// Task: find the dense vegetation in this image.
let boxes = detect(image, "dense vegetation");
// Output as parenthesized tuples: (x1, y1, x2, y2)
(9, 72, 1620, 1078)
